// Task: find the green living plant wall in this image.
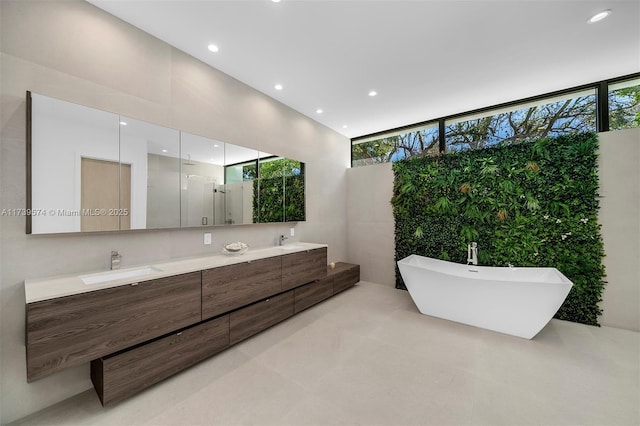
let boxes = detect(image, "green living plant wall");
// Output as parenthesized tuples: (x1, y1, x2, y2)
(392, 133, 605, 326)
(253, 158, 305, 223)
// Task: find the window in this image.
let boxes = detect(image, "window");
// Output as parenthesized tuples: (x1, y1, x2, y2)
(352, 123, 439, 167)
(251, 157, 305, 223)
(225, 160, 257, 184)
(350, 73, 639, 167)
(609, 78, 640, 131)
(445, 89, 596, 152)
(258, 157, 302, 177)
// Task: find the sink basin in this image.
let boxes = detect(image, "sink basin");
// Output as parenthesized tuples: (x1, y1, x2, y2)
(275, 245, 302, 250)
(81, 266, 162, 285)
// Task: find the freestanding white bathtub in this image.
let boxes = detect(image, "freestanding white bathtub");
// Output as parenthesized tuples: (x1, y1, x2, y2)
(397, 255, 573, 339)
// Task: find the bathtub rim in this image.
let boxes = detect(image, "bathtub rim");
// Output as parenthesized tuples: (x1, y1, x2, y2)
(397, 254, 572, 285)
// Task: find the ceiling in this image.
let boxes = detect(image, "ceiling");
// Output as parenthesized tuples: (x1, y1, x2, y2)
(88, 0, 639, 140)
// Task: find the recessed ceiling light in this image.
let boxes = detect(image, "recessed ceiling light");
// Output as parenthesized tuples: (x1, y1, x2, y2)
(368, 90, 377, 97)
(275, 84, 283, 90)
(588, 9, 611, 23)
(162, 149, 168, 153)
(316, 109, 323, 114)
(119, 121, 127, 126)
(342, 125, 348, 129)
(272, 0, 281, 3)
(207, 44, 219, 53)
(213, 144, 219, 148)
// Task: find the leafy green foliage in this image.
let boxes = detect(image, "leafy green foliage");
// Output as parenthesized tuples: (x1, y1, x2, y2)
(252, 158, 305, 223)
(609, 84, 640, 130)
(253, 177, 284, 223)
(284, 175, 305, 221)
(392, 133, 605, 326)
(259, 158, 302, 178)
(352, 129, 440, 167)
(352, 137, 398, 165)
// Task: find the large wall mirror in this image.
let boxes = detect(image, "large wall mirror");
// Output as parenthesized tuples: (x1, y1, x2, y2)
(27, 92, 305, 234)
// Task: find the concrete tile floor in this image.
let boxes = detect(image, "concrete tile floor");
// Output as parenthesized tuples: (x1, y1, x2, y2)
(11, 281, 640, 425)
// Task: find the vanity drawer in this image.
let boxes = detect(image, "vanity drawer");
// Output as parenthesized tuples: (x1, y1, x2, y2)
(294, 276, 334, 313)
(229, 291, 294, 345)
(281, 247, 327, 291)
(202, 257, 282, 320)
(26, 271, 202, 381)
(91, 315, 229, 406)
(332, 263, 360, 294)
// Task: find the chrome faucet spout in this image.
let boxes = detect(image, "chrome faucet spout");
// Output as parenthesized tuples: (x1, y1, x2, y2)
(278, 235, 289, 246)
(467, 242, 478, 266)
(110, 250, 121, 270)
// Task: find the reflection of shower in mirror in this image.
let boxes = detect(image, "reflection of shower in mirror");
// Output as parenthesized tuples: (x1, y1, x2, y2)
(183, 154, 195, 166)
(182, 174, 224, 226)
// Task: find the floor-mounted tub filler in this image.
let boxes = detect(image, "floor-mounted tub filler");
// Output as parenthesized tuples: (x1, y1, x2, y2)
(397, 255, 573, 339)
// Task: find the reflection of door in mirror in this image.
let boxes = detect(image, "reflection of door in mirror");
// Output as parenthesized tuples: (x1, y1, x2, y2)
(80, 158, 131, 232)
(30, 92, 121, 234)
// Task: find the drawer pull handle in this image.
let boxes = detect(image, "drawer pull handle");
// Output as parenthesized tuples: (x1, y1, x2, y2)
(176, 332, 183, 336)
(131, 282, 138, 286)
(265, 298, 270, 302)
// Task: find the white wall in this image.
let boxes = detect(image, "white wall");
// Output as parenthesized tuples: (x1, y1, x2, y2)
(346, 131, 640, 333)
(346, 162, 395, 286)
(598, 128, 640, 331)
(0, 1, 349, 423)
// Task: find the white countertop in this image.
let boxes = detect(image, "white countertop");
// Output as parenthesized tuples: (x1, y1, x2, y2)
(25, 242, 327, 304)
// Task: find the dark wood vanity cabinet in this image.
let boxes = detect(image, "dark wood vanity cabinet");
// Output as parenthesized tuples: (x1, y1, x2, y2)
(332, 262, 360, 294)
(281, 247, 327, 291)
(201, 257, 282, 320)
(230, 291, 295, 345)
(91, 315, 230, 406)
(26, 245, 360, 406)
(294, 275, 334, 313)
(294, 262, 360, 313)
(26, 271, 201, 381)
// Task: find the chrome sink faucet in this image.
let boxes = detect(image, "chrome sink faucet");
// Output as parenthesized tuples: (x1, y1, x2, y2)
(467, 242, 478, 266)
(279, 235, 289, 246)
(111, 250, 121, 270)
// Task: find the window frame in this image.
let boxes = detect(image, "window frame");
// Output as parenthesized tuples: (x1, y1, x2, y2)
(351, 72, 640, 167)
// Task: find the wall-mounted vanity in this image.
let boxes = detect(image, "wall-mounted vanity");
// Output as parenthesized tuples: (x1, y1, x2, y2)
(27, 92, 305, 234)
(24, 243, 360, 405)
